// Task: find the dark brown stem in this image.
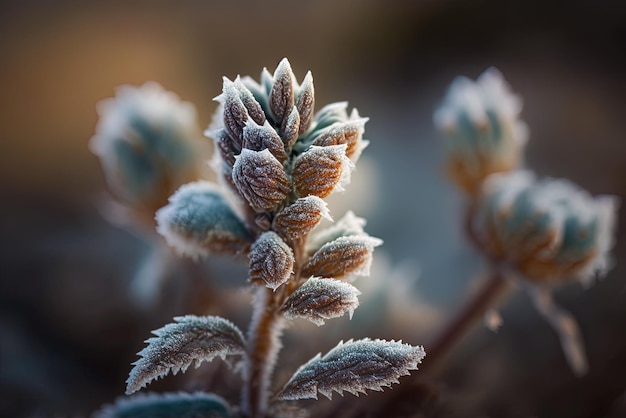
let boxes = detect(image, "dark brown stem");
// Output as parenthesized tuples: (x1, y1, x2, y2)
(420, 269, 511, 376)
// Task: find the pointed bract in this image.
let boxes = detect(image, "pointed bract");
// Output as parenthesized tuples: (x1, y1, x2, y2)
(270, 58, 296, 126)
(249, 232, 295, 290)
(277, 339, 425, 400)
(292, 145, 353, 198)
(280, 277, 360, 326)
(281, 106, 300, 149)
(243, 119, 288, 163)
(303, 235, 383, 280)
(126, 315, 246, 395)
(295, 71, 315, 135)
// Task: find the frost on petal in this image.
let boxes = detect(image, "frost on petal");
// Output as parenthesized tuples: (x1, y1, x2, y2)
(273, 196, 332, 242)
(156, 181, 253, 259)
(94, 391, 232, 418)
(126, 315, 246, 395)
(295, 71, 315, 135)
(270, 58, 296, 126)
(280, 277, 360, 326)
(302, 235, 383, 280)
(307, 211, 367, 254)
(243, 119, 287, 163)
(277, 339, 425, 400)
(248, 231, 295, 290)
(232, 148, 290, 212)
(292, 145, 353, 198)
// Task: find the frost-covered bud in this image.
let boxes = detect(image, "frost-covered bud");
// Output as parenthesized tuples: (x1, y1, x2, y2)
(242, 119, 287, 163)
(90, 82, 202, 214)
(273, 196, 332, 242)
(295, 71, 315, 135)
(307, 211, 367, 254)
(248, 231, 295, 290)
(434, 68, 528, 195)
(303, 235, 383, 280)
(232, 149, 290, 212)
(281, 106, 300, 149)
(156, 181, 253, 259)
(270, 58, 296, 127)
(292, 145, 353, 198)
(475, 170, 619, 285)
(296, 103, 369, 163)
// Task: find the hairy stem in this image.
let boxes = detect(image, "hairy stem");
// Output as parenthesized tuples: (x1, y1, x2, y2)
(242, 286, 285, 418)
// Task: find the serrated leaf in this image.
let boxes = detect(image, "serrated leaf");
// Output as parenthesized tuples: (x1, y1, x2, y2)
(273, 196, 332, 242)
(249, 231, 295, 290)
(277, 339, 425, 400)
(280, 277, 360, 326)
(302, 235, 383, 280)
(292, 144, 353, 198)
(232, 148, 290, 212)
(126, 315, 246, 395)
(156, 181, 253, 259)
(94, 392, 232, 418)
(270, 58, 295, 126)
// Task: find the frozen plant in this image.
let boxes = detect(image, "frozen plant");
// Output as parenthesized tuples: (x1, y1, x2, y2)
(427, 68, 619, 377)
(97, 58, 425, 418)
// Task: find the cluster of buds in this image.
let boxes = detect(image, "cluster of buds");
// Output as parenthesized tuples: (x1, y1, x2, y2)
(433, 68, 528, 196)
(90, 82, 204, 227)
(474, 170, 619, 286)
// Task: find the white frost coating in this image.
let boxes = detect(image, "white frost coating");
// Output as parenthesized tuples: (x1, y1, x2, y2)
(307, 211, 368, 253)
(280, 277, 361, 326)
(277, 338, 425, 400)
(248, 231, 295, 291)
(303, 235, 383, 280)
(273, 196, 332, 241)
(126, 315, 246, 395)
(293, 144, 354, 197)
(156, 181, 251, 259)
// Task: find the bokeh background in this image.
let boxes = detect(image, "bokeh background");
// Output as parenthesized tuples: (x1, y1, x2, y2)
(1, 1, 625, 417)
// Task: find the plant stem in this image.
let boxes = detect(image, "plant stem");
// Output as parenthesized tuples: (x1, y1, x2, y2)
(242, 286, 285, 418)
(421, 269, 511, 376)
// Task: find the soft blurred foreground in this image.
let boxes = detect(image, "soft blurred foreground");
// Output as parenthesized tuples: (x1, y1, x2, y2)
(1, 1, 626, 417)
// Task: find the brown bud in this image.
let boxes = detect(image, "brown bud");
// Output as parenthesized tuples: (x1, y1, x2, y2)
(273, 196, 331, 242)
(243, 119, 287, 163)
(302, 235, 383, 279)
(311, 117, 367, 160)
(234, 77, 266, 126)
(292, 144, 351, 198)
(281, 106, 300, 149)
(249, 231, 294, 290)
(232, 148, 290, 212)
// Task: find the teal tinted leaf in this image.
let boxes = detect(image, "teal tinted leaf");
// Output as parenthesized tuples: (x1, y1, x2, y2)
(95, 392, 231, 418)
(277, 339, 425, 400)
(126, 315, 246, 395)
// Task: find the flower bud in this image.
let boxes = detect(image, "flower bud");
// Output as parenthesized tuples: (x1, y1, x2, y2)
(434, 68, 528, 195)
(232, 148, 290, 212)
(475, 170, 619, 285)
(248, 231, 295, 290)
(273, 196, 332, 242)
(292, 145, 353, 198)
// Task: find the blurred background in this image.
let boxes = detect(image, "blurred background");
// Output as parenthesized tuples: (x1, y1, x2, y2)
(1, 0, 625, 417)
